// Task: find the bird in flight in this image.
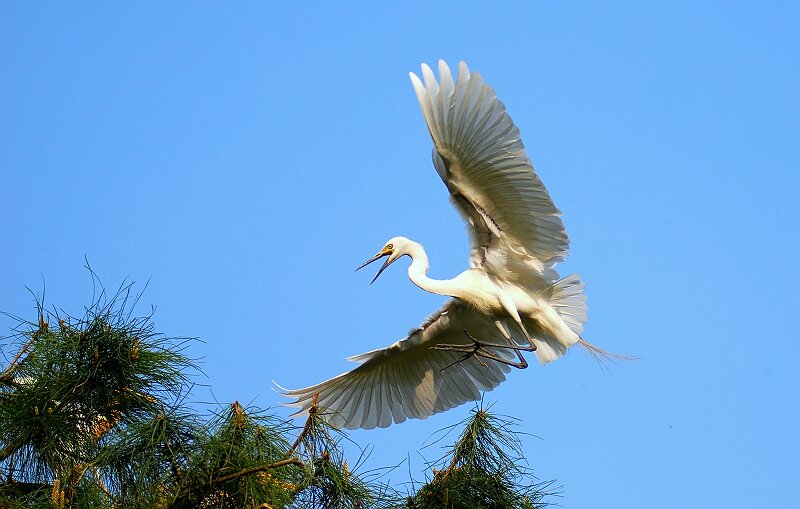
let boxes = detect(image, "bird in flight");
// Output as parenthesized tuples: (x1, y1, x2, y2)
(283, 60, 607, 430)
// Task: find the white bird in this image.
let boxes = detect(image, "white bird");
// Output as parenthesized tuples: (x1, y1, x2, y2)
(283, 60, 607, 430)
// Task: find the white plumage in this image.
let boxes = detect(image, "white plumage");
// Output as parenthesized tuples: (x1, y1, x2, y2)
(282, 60, 600, 430)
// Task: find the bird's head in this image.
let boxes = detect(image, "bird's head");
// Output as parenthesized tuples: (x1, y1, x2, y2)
(356, 236, 414, 284)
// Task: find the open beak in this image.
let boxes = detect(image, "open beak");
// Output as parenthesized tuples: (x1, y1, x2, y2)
(355, 251, 393, 285)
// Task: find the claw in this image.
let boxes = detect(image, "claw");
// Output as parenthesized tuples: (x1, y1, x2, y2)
(434, 330, 533, 370)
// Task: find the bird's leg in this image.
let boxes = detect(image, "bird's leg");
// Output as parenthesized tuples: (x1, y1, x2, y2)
(465, 330, 529, 369)
(435, 330, 531, 370)
(435, 295, 540, 371)
(497, 292, 537, 351)
(439, 341, 488, 371)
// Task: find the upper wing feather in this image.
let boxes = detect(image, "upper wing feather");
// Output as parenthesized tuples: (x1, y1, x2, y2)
(410, 60, 569, 276)
(281, 301, 514, 430)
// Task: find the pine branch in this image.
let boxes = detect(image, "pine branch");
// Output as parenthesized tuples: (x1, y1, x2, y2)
(203, 457, 305, 487)
(287, 393, 318, 455)
(2, 271, 560, 508)
(0, 436, 27, 462)
(0, 333, 36, 382)
(170, 457, 305, 506)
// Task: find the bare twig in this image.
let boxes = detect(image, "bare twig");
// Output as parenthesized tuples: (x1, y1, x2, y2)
(0, 335, 37, 382)
(287, 393, 319, 455)
(93, 467, 113, 500)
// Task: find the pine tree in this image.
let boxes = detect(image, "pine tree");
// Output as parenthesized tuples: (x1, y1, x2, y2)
(1, 276, 555, 508)
(407, 407, 557, 509)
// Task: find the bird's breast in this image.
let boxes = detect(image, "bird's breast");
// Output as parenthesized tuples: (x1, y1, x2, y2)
(452, 270, 503, 315)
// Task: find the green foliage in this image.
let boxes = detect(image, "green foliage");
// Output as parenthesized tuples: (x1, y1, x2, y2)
(0, 279, 195, 507)
(1, 276, 556, 508)
(171, 402, 302, 509)
(406, 407, 557, 509)
(95, 407, 198, 507)
(289, 404, 397, 509)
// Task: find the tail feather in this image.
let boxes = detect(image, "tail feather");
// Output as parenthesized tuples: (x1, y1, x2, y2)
(519, 274, 588, 365)
(543, 275, 634, 366)
(578, 338, 637, 364)
(546, 274, 588, 335)
(526, 325, 568, 365)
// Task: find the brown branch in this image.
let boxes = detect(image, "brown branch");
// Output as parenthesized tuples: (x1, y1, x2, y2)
(0, 436, 28, 462)
(287, 393, 319, 455)
(0, 480, 52, 497)
(205, 457, 305, 486)
(0, 335, 37, 382)
(173, 457, 305, 504)
(93, 467, 113, 500)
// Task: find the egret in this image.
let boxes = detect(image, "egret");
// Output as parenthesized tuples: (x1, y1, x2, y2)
(283, 60, 608, 430)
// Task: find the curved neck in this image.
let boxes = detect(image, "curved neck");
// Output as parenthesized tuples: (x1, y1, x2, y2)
(406, 243, 460, 298)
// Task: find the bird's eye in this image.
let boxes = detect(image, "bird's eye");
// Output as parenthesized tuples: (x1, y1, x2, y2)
(386, 243, 394, 250)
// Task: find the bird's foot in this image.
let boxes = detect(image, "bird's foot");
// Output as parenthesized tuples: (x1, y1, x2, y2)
(434, 330, 532, 370)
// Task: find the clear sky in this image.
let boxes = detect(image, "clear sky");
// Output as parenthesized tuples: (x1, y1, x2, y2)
(2, 2, 798, 508)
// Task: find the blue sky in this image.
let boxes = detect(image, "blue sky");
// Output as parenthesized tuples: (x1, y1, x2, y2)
(2, 2, 798, 507)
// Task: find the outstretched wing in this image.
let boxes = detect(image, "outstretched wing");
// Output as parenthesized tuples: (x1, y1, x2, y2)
(410, 60, 568, 282)
(281, 301, 516, 430)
